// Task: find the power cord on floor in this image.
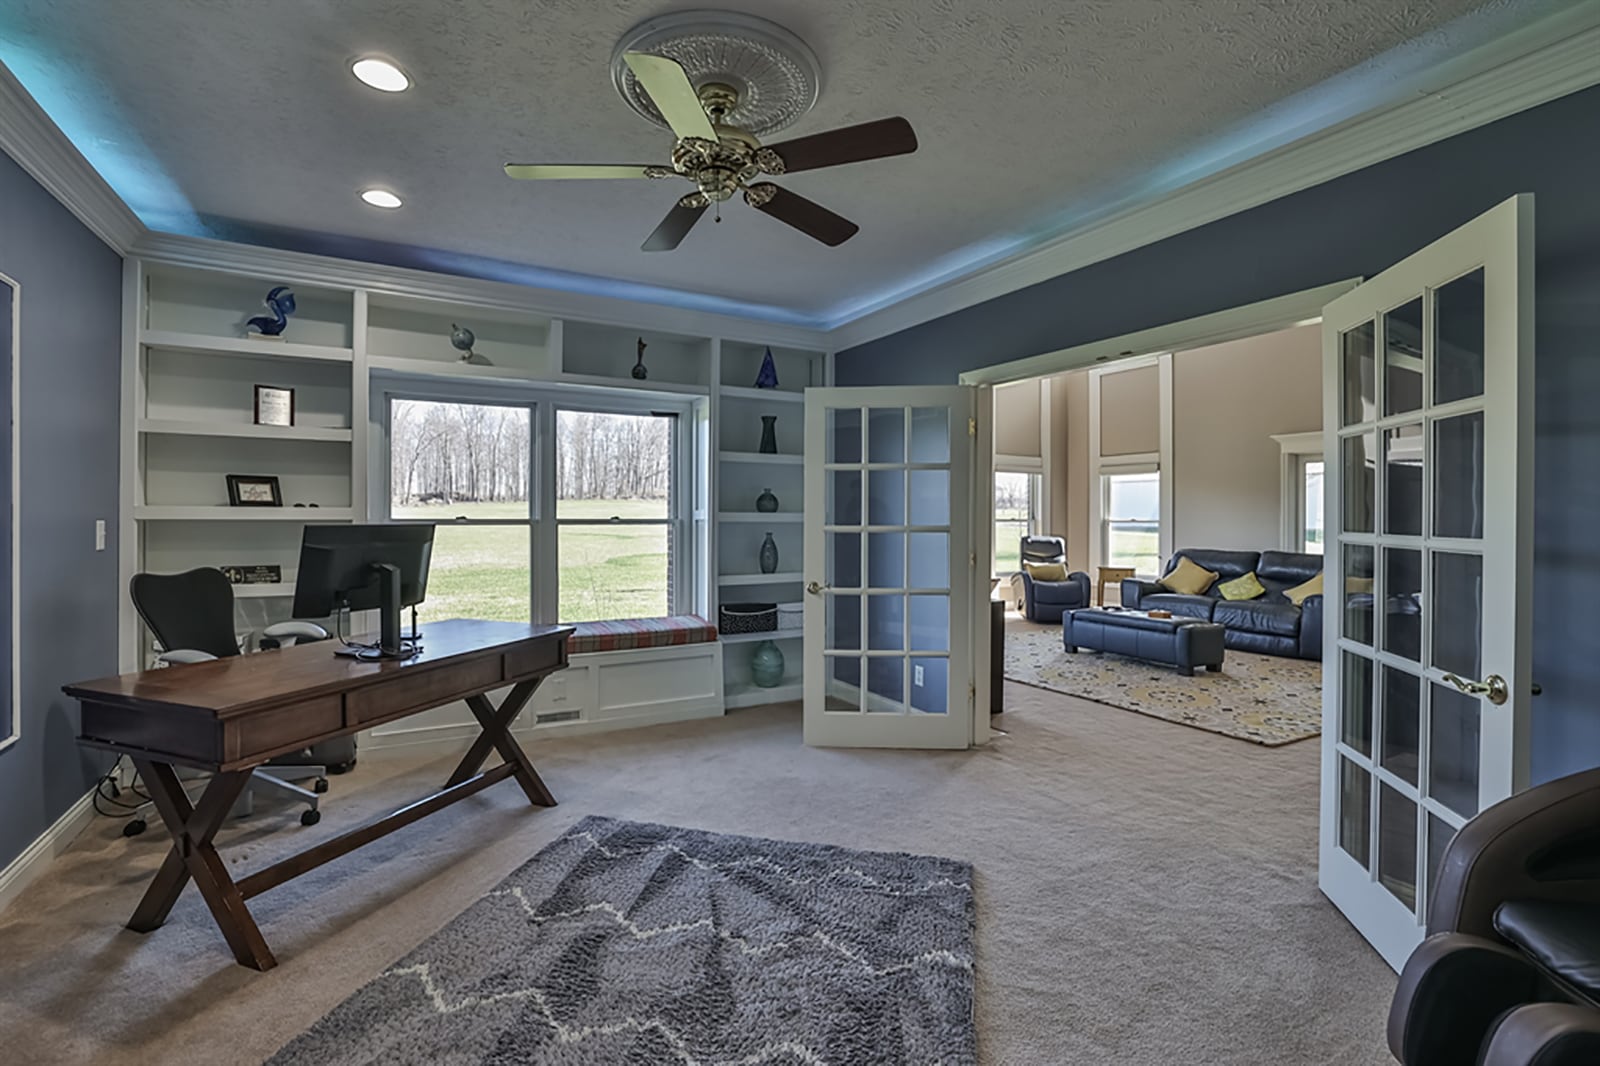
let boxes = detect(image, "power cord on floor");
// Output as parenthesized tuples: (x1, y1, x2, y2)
(92, 756, 144, 819)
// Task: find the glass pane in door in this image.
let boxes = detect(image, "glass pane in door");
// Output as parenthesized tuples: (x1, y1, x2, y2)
(1384, 425, 1424, 536)
(1338, 756, 1371, 868)
(1384, 298, 1425, 416)
(1434, 412, 1485, 539)
(1434, 268, 1485, 404)
(1342, 433, 1378, 532)
(1378, 782, 1419, 909)
(1428, 683, 1480, 818)
(1342, 321, 1376, 426)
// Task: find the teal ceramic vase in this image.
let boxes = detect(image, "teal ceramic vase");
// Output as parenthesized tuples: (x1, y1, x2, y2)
(750, 639, 785, 688)
(756, 488, 779, 513)
(759, 532, 779, 573)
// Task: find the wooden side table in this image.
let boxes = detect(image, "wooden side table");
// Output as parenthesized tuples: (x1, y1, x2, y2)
(1096, 566, 1137, 606)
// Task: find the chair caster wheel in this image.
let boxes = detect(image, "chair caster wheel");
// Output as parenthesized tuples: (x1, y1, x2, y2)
(313, 777, 330, 794)
(301, 809, 321, 827)
(123, 818, 147, 837)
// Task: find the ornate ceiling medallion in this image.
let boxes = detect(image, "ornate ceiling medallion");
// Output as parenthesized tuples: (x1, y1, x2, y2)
(609, 10, 822, 138)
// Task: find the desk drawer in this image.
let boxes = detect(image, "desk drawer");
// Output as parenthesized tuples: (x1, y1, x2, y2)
(229, 696, 345, 763)
(505, 638, 566, 680)
(345, 656, 503, 726)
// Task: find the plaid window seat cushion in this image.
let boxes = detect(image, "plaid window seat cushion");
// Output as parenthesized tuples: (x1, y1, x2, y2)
(566, 615, 718, 655)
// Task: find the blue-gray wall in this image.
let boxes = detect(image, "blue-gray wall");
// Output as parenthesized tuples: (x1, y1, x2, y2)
(0, 149, 122, 871)
(839, 83, 1600, 783)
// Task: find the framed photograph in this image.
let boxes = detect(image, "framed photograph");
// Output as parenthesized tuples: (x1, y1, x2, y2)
(226, 474, 283, 507)
(253, 385, 295, 427)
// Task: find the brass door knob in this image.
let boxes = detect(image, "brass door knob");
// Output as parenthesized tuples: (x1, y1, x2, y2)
(1442, 672, 1509, 706)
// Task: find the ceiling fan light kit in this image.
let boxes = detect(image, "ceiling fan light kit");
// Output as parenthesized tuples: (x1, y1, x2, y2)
(504, 10, 917, 252)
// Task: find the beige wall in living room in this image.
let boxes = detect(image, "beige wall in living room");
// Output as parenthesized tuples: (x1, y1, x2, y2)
(1171, 324, 1321, 551)
(1048, 373, 1091, 573)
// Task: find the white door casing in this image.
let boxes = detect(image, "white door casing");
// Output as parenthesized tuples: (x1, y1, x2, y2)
(1318, 194, 1535, 971)
(803, 386, 978, 748)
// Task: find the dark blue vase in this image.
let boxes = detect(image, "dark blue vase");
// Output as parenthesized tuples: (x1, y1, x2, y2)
(754, 347, 780, 389)
(759, 532, 779, 574)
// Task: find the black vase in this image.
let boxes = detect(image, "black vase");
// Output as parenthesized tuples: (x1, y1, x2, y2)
(758, 415, 778, 454)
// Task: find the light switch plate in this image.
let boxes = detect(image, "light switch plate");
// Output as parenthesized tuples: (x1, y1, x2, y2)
(94, 519, 106, 551)
(913, 663, 924, 686)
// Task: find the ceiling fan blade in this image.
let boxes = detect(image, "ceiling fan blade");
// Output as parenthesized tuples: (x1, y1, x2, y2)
(763, 117, 918, 174)
(622, 52, 718, 142)
(642, 200, 708, 252)
(504, 164, 663, 180)
(744, 184, 859, 247)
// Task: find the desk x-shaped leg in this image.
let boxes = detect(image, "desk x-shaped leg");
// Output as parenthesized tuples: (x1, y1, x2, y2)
(444, 678, 556, 806)
(127, 760, 275, 970)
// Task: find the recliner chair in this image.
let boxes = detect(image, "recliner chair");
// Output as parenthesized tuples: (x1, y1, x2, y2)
(126, 567, 343, 832)
(1010, 536, 1090, 623)
(1388, 766, 1600, 1064)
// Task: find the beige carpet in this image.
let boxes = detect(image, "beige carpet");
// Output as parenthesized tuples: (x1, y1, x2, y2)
(0, 686, 1394, 1065)
(1006, 618, 1323, 745)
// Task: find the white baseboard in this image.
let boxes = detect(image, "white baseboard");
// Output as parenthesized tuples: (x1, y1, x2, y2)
(0, 788, 98, 916)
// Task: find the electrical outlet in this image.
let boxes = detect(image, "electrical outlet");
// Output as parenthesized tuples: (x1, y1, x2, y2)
(913, 664, 924, 686)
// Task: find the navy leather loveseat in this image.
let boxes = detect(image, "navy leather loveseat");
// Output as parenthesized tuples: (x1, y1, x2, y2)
(1119, 548, 1324, 660)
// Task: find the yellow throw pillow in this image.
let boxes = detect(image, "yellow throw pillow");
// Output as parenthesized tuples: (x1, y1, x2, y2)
(1160, 556, 1219, 596)
(1022, 561, 1067, 582)
(1283, 572, 1323, 606)
(1218, 571, 1266, 601)
(1346, 576, 1374, 594)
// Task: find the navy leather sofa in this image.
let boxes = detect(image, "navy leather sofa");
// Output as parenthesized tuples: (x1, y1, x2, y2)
(1119, 548, 1324, 660)
(1011, 535, 1091, 624)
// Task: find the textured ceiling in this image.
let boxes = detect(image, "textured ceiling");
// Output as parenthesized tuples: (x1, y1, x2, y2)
(0, 0, 1569, 323)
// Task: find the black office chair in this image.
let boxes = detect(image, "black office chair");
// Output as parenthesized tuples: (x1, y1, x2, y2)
(128, 567, 334, 833)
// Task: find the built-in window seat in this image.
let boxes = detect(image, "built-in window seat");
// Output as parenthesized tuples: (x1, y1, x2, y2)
(361, 616, 724, 752)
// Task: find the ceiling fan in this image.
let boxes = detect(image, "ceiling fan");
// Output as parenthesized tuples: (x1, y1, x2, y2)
(504, 52, 917, 251)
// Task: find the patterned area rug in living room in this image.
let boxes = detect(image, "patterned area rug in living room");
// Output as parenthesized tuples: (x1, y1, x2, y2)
(268, 816, 977, 1066)
(1005, 620, 1322, 745)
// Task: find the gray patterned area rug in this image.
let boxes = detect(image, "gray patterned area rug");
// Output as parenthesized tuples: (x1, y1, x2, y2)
(1006, 619, 1322, 746)
(268, 815, 976, 1065)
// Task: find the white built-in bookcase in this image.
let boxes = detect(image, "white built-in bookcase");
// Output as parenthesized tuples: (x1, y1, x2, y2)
(119, 256, 827, 710)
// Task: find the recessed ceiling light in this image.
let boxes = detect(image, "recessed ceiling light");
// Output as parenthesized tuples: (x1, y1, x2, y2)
(361, 188, 403, 209)
(351, 57, 410, 92)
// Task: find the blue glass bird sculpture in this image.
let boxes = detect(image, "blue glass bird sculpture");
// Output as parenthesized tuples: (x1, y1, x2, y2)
(246, 286, 297, 337)
(754, 346, 780, 389)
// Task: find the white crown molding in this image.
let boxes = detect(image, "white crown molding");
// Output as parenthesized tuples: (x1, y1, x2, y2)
(0, 62, 141, 253)
(826, 6, 1600, 350)
(132, 232, 833, 350)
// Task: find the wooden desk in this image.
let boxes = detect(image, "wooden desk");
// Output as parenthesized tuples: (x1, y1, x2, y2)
(65, 618, 573, 971)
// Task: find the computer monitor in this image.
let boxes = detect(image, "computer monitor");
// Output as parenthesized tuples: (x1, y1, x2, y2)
(292, 524, 435, 658)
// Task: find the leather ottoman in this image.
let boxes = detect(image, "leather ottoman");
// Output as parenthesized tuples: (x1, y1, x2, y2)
(1063, 608, 1226, 676)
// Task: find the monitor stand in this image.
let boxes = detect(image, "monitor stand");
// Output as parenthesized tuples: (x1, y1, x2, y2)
(359, 562, 417, 661)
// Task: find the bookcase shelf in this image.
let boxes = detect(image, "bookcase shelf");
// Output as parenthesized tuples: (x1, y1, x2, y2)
(142, 329, 354, 364)
(718, 571, 803, 586)
(134, 506, 355, 522)
(137, 419, 354, 443)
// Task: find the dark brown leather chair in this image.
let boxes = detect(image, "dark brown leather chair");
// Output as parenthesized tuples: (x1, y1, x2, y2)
(1388, 767, 1600, 1064)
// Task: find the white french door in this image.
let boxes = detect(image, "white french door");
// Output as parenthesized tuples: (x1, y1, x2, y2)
(802, 387, 978, 748)
(1319, 194, 1535, 971)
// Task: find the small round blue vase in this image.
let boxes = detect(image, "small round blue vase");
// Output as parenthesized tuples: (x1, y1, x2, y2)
(750, 639, 785, 688)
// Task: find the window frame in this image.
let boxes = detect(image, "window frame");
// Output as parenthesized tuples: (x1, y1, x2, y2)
(991, 468, 1042, 577)
(1100, 465, 1161, 576)
(551, 401, 687, 623)
(374, 378, 697, 625)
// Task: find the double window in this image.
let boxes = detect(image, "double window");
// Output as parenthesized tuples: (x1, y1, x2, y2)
(384, 392, 687, 625)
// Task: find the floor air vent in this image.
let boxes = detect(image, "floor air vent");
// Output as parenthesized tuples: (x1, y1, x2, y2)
(536, 710, 581, 725)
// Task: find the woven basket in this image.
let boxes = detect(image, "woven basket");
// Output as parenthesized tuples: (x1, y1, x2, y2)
(719, 602, 777, 634)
